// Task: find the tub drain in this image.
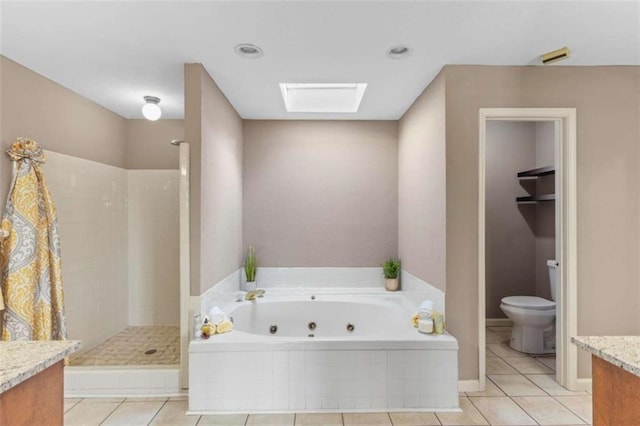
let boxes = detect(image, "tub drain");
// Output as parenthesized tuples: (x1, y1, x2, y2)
(144, 349, 157, 355)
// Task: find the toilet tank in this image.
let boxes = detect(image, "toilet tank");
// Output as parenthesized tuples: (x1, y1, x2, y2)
(547, 260, 558, 301)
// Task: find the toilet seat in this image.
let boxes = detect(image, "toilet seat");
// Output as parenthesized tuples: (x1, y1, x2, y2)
(501, 296, 555, 311)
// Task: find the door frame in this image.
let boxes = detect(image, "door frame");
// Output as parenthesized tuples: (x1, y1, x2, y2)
(478, 108, 579, 390)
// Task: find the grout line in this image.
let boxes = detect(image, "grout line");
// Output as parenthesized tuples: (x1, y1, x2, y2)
(244, 412, 249, 426)
(387, 411, 393, 425)
(464, 395, 497, 426)
(145, 399, 168, 425)
(506, 393, 541, 426)
(341, 412, 344, 426)
(293, 412, 296, 426)
(549, 394, 591, 424)
(98, 399, 125, 426)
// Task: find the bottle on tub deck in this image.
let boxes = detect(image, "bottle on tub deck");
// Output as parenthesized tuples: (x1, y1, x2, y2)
(383, 258, 401, 291)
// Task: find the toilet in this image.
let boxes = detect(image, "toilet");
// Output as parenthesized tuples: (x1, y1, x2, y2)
(500, 260, 558, 354)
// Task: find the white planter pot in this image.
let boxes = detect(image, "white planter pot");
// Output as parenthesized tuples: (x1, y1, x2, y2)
(242, 279, 257, 291)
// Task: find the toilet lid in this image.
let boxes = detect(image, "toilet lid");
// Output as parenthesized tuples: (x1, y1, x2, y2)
(502, 296, 556, 311)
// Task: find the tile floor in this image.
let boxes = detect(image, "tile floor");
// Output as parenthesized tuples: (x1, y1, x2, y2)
(64, 326, 593, 425)
(69, 326, 180, 366)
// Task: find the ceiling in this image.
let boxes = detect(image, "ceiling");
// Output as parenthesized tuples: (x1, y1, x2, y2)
(1, 1, 638, 120)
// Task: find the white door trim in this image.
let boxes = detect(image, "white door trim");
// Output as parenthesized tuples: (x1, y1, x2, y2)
(478, 108, 578, 390)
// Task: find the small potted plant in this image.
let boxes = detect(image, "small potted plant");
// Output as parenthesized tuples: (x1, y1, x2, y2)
(243, 244, 257, 291)
(383, 258, 401, 291)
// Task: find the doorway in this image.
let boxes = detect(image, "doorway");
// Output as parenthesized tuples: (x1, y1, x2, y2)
(478, 108, 579, 390)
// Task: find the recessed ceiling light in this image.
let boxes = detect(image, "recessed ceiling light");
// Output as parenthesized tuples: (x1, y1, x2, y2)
(386, 45, 411, 59)
(279, 83, 367, 113)
(234, 43, 263, 59)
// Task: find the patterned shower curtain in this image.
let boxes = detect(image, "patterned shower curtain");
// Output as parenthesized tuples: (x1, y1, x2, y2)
(1, 138, 67, 341)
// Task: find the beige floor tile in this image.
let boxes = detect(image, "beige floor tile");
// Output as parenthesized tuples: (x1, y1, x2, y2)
(436, 397, 488, 425)
(488, 374, 546, 396)
(466, 379, 506, 397)
(125, 396, 169, 402)
(82, 397, 126, 403)
(469, 396, 536, 425)
(525, 374, 588, 396)
(101, 401, 164, 425)
(198, 414, 248, 425)
(535, 356, 557, 371)
(389, 411, 440, 425)
(295, 413, 343, 425)
(504, 357, 555, 374)
(485, 346, 498, 358)
(64, 399, 82, 413)
(150, 400, 199, 425)
(246, 413, 295, 425)
(486, 357, 519, 374)
(343, 412, 391, 425)
(513, 396, 585, 425)
(485, 331, 506, 343)
(64, 401, 120, 426)
(486, 342, 527, 358)
(554, 395, 593, 424)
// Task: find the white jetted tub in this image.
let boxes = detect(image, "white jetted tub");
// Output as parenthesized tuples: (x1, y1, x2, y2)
(189, 290, 458, 413)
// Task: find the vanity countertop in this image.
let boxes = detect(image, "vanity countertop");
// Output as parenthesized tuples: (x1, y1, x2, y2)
(0, 340, 81, 394)
(572, 336, 640, 378)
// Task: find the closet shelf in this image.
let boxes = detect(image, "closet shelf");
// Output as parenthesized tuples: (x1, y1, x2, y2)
(517, 166, 555, 178)
(516, 194, 555, 203)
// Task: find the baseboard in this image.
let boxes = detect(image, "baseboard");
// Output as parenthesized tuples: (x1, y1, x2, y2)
(485, 318, 513, 327)
(458, 379, 482, 392)
(574, 377, 593, 391)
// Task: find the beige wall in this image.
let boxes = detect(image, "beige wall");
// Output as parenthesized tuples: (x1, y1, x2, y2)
(126, 119, 184, 169)
(0, 55, 127, 211)
(485, 121, 537, 318)
(444, 65, 640, 380)
(185, 63, 243, 295)
(398, 74, 446, 290)
(243, 120, 398, 267)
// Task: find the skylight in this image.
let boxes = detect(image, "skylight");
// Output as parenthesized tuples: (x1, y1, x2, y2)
(279, 83, 367, 113)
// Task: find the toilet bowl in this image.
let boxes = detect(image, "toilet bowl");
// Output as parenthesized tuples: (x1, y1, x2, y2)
(500, 260, 558, 354)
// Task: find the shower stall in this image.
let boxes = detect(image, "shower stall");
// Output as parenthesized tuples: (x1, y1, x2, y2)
(40, 142, 190, 395)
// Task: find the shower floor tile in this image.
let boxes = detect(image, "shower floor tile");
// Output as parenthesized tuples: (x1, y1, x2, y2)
(69, 325, 179, 366)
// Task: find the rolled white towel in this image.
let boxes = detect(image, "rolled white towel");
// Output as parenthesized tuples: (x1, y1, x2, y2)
(208, 306, 229, 325)
(418, 300, 434, 318)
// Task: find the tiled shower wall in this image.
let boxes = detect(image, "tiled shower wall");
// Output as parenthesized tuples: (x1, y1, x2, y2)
(44, 151, 179, 353)
(44, 151, 129, 353)
(128, 170, 179, 325)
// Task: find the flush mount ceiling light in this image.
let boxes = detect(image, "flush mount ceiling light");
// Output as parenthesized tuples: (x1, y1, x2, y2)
(142, 96, 161, 121)
(234, 43, 263, 59)
(279, 83, 367, 113)
(386, 45, 411, 59)
(541, 46, 571, 64)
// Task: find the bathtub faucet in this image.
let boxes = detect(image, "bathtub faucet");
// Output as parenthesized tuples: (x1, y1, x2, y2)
(245, 289, 265, 301)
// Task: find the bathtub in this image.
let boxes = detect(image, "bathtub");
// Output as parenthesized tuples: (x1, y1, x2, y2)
(189, 289, 459, 413)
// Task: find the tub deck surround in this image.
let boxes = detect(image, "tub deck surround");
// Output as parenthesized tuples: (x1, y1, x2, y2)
(0, 340, 81, 393)
(572, 336, 640, 377)
(199, 267, 445, 318)
(189, 288, 458, 414)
